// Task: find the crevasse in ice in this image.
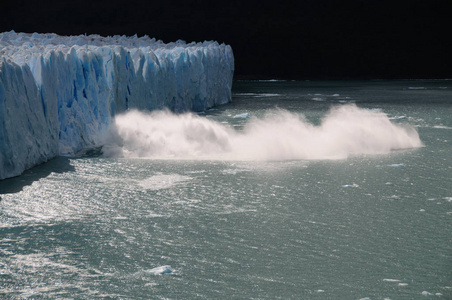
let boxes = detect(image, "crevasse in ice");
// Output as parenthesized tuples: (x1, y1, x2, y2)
(0, 31, 234, 179)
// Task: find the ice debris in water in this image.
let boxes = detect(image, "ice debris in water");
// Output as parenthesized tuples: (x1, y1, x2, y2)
(233, 113, 251, 119)
(147, 265, 173, 275)
(389, 116, 407, 120)
(342, 183, 359, 188)
(421, 291, 443, 296)
(390, 164, 405, 167)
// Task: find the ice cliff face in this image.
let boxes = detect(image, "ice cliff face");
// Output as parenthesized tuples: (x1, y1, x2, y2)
(0, 31, 234, 180)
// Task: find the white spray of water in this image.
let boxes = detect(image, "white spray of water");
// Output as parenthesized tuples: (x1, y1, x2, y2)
(102, 104, 423, 160)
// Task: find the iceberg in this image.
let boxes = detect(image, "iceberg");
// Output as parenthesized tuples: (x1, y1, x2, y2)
(0, 31, 234, 180)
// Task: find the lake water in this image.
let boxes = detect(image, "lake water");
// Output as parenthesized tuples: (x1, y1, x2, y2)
(1, 80, 451, 299)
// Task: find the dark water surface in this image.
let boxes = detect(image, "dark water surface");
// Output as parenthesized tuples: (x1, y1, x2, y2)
(1, 80, 451, 299)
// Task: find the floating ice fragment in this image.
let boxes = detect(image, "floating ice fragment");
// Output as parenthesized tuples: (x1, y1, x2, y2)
(390, 116, 407, 120)
(390, 164, 405, 167)
(383, 279, 401, 282)
(332, 94, 340, 96)
(342, 184, 359, 188)
(147, 265, 173, 275)
(254, 93, 280, 97)
(433, 125, 452, 129)
(233, 113, 250, 119)
(408, 87, 426, 90)
(421, 291, 433, 296)
(398, 283, 408, 286)
(311, 97, 325, 101)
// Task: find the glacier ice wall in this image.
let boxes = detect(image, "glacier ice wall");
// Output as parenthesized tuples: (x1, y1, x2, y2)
(0, 31, 234, 180)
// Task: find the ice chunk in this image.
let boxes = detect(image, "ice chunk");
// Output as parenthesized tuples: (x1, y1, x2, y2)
(147, 265, 173, 275)
(389, 116, 407, 120)
(233, 113, 250, 119)
(390, 164, 405, 167)
(342, 184, 359, 188)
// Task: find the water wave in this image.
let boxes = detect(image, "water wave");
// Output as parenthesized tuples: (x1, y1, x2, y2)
(102, 104, 423, 160)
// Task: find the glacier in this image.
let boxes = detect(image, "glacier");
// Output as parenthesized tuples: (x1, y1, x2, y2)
(0, 31, 234, 180)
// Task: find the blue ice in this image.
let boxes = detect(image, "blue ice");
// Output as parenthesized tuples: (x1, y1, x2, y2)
(0, 31, 234, 179)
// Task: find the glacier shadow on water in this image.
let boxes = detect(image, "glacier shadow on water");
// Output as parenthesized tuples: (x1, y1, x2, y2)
(0, 157, 75, 195)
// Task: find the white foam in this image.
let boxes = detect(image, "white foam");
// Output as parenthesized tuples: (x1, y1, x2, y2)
(234, 93, 280, 97)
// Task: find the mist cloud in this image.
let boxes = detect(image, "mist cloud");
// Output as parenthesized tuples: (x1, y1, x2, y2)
(102, 105, 422, 160)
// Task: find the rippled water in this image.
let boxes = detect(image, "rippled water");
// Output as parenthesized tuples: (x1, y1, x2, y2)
(1, 80, 451, 299)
